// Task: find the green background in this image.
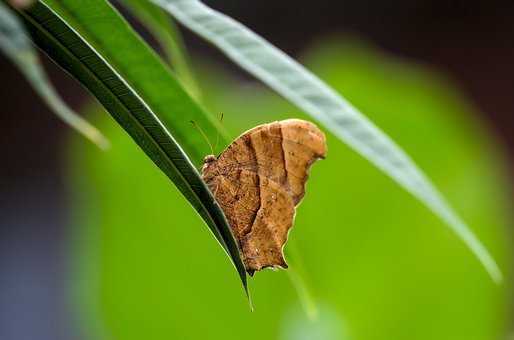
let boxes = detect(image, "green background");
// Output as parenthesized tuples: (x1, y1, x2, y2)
(70, 38, 511, 340)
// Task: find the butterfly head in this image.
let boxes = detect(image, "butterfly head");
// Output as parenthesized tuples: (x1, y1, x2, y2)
(201, 154, 218, 181)
(203, 154, 217, 164)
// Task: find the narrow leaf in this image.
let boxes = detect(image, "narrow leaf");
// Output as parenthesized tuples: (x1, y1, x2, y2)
(0, 1, 109, 149)
(152, 0, 502, 282)
(15, 1, 247, 292)
(40, 0, 226, 164)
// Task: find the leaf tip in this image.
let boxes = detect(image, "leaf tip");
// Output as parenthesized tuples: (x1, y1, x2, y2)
(483, 255, 503, 285)
(87, 128, 111, 151)
(467, 232, 503, 284)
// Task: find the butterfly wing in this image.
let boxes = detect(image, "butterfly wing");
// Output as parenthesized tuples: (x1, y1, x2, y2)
(201, 119, 326, 273)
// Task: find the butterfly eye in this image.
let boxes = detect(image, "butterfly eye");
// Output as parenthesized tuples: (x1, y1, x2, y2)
(204, 155, 217, 163)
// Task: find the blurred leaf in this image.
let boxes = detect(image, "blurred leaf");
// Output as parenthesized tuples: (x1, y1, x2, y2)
(0, 1, 109, 149)
(15, 0, 247, 292)
(151, 0, 502, 282)
(120, 0, 201, 99)
(7, 0, 35, 9)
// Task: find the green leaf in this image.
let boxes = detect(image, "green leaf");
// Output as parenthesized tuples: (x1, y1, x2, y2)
(120, 0, 201, 99)
(39, 0, 226, 164)
(0, 1, 109, 149)
(15, 0, 247, 293)
(151, 0, 502, 282)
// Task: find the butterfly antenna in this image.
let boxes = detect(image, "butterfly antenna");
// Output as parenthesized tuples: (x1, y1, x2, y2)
(214, 112, 224, 153)
(190, 120, 214, 155)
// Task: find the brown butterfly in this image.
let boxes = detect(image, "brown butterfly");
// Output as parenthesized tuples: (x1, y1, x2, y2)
(201, 119, 327, 275)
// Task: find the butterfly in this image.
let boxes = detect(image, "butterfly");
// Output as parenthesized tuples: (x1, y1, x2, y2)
(201, 119, 327, 275)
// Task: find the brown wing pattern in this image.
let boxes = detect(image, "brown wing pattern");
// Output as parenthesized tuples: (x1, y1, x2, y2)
(201, 119, 326, 274)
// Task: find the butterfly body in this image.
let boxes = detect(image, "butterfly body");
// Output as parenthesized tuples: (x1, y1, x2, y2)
(201, 119, 326, 275)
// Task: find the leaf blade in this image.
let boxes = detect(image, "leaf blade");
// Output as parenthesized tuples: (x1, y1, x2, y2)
(152, 0, 501, 282)
(42, 0, 227, 164)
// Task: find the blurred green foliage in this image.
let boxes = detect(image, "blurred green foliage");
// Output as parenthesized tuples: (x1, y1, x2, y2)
(70, 38, 511, 340)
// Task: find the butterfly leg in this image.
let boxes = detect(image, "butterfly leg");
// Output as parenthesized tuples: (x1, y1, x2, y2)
(212, 181, 220, 198)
